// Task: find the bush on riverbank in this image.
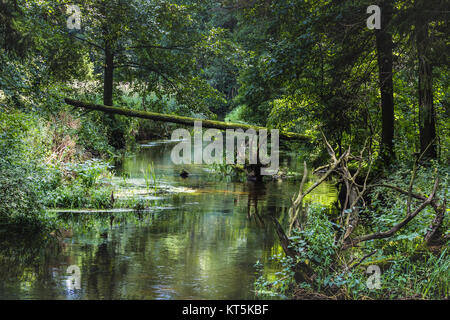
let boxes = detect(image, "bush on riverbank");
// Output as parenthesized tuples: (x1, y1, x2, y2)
(0, 105, 120, 226)
(0, 111, 43, 222)
(43, 158, 117, 209)
(255, 162, 449, 300)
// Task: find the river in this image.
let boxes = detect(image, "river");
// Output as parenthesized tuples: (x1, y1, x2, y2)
(0, 140, 336, 299)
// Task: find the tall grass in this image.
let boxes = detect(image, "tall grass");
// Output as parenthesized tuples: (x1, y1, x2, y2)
(421, 247, 449, 298)
(142, 162, 158, 192)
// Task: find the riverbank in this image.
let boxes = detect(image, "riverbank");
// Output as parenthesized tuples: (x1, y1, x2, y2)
(0, 139, 339, 299)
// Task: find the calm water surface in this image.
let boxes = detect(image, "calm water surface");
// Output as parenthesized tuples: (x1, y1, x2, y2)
(0, 140, 336, 299)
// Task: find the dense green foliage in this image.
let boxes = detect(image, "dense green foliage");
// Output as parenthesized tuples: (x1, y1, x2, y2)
(0, 111, 47, 225)
(0, 0, 448, 300)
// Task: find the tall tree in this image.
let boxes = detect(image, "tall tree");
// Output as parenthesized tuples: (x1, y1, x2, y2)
(19, 0, 226, 147)
(375, 0, 395, 163)
(415, 0, 437, 159)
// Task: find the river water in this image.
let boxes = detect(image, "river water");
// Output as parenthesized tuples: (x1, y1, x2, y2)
(0, 140, 336, 299)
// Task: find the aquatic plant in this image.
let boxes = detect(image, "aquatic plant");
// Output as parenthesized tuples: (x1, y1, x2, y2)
(143, 162, 158, 193)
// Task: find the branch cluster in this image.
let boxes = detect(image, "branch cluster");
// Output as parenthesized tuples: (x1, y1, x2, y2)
(274, 133, 446, 284)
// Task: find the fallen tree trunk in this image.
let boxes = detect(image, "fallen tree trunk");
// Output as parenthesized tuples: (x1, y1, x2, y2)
(64, 98, 310, 141)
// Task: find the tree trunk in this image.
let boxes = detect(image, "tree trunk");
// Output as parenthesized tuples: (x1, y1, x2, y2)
(103, 41, 125, 149)
(270, 216, 315, 284)
(375, 0, 395, 164)
(416, 2, 437, 160)
(103, 42, 114, 106)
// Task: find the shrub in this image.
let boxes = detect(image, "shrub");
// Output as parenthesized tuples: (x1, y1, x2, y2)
(0, 110, 48, 225)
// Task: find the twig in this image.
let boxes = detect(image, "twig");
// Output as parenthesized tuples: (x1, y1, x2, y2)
(289, 151, 347, 233)
(343, 177, 439, 249)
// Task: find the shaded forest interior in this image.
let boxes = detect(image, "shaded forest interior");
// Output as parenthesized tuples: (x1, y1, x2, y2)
(0, 0, 448, 300)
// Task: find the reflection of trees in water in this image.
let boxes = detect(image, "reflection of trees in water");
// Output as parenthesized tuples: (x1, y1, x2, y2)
(70, 190, 284, 299)
(0, 224, 63, 298)
(0, 212, 154, 299)
(244, 180, 292, 226)
(55, 211, 158, 299)
(0, 177, 335, 299)
(83, 236, 127, 299)
(246, 181, 266, 227)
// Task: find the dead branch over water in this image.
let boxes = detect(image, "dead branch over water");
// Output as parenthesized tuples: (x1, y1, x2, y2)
(274, 133, 446, 286)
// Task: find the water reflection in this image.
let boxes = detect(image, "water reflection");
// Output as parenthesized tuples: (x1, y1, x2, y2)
(0, 140, 337, 299)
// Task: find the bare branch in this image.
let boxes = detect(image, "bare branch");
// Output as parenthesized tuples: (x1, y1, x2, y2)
(70, 33, 105, 52)
(407, 160, 419, 216)
(125, 44, 193, 52)
(367, 183, 427, 201)
(343, 177, 439, 249)
(289, 151, 347, 233)
(348, 250, 377, 271)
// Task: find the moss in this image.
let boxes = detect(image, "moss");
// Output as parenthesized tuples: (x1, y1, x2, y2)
(64, 98, 311, 141)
